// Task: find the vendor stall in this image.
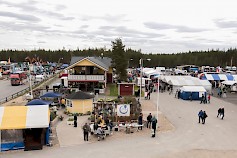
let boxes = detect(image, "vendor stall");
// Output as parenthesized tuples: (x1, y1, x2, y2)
(179, 86, 206, 100)
(0, 105, 50, 151)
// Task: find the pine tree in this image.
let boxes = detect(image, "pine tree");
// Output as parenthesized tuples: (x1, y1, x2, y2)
(111, 38, 128, 81)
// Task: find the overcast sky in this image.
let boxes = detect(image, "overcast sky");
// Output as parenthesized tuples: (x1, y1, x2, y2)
(0, 0, 237, 54)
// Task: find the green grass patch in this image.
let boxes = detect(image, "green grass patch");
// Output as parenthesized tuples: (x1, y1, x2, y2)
(135, 86, 144, 97)
(108, 84, 118, 96)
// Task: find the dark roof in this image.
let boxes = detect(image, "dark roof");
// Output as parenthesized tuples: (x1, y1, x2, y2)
(66, 91, 94, 100)
(69, 56, 112, 71)
(40, 92, 62, 98)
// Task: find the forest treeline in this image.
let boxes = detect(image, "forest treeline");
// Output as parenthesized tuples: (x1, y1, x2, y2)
(0, 47, 237, 68)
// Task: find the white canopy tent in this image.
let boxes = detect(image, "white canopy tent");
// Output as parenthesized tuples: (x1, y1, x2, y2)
(163, 75, 212, 93)
(221, 80, 237, 86)
(180, 86, 206, 92)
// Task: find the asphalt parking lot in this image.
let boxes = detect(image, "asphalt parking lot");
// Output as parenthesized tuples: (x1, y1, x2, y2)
(212, 88, 237, 105)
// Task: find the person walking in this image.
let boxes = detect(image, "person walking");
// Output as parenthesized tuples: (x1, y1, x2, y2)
(82, 123, 90, 141)
(200, 94, 204, 104)
(221, 107, 225, 120)
(138, 113, 143, 130)
(204, 94, 207, 104)
(202, 111, 208, 124)
(147, 113, 152, 128)
(217, 108, 222, 118)
(74, 114, 77, 127)
(207, 93, 211, 103)
(147, 91, 151, 100)
(198, 110, 203, 123)
(151, 116, 157, 138)
(46, 85, 49, 92)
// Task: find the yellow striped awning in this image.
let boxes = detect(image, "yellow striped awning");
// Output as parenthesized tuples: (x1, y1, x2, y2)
(0, 105, 50, 130)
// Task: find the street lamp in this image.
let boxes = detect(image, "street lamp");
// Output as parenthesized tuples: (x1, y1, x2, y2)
(139, 58, 151, 101)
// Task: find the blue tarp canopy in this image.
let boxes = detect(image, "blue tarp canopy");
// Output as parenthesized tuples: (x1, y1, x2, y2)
(61, 64, 69, 68)
(200, 73, 234, 81)
(26, 99, 53, 105)
(40, 92, 62, 98)
(212, 74, 220, 80)
(226, 74, 234, 81)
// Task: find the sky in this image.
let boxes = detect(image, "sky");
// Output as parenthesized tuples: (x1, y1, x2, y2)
(0, 0, 237, 54)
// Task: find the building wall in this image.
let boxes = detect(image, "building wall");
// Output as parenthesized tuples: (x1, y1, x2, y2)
(108, 67, 113, 73)
(76, 59, 97, 66)
(67, 99, 93, 114)
(119, 84, 134, 96)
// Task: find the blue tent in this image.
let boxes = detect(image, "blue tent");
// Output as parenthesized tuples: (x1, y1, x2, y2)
(40, 92, 62, 98)
(180, 86, 206, 100)
(26, 99, 53, 105)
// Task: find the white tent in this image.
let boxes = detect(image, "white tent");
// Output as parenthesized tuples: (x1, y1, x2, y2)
(180, 86, 206, 92)
(221, 80, 237, 86)
(0, 105, 49, 130)
(142, 68, 154, 73)
(233, 75, 237, 81)
(144, 69, 156, 76)
(163, 75, 212, 93)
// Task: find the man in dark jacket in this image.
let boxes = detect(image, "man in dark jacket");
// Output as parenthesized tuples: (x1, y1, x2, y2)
(198, 110, 203, 123)
(147, 113, 152, 128)
(151, 116, 157, 137)
(83, 123, 90, 141)
(217, 108, 222, 118)
(74, 114, 77, 127)
(221, 107, 225, 119)
(202, 111, 208, 124)
(138, 113, 143, 130)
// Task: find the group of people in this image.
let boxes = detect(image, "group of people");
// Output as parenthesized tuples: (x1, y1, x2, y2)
(217, 107, 225, 119)
(198, 110, 208, 124)
(200, 93, 211, 104)
(217, 87, 227, 98)
(145, 83, 154, 100)
(146, 113, 158, 137)
(198, 107, 225, 124)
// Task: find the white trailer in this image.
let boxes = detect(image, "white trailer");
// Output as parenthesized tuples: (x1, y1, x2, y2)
(135, 77, 151, 87)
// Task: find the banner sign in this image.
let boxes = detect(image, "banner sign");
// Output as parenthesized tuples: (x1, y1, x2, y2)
(117, 104, 130, 116)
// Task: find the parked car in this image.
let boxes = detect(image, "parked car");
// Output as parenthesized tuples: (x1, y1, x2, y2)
(2, 70, 11, 75)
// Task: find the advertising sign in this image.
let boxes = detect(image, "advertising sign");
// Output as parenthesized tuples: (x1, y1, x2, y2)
(117, 104, 130, 116)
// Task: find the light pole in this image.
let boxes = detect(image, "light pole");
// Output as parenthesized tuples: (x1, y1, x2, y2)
(139, 58, 151, 101)
(156, 76, 160, 128)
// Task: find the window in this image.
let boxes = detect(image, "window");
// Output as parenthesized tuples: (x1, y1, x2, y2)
(66, 99, 72, 107)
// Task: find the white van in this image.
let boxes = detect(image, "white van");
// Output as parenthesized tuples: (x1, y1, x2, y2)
(35, 75, 45, 82)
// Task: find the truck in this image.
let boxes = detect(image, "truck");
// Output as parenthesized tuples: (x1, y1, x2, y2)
(10, 71, 27, 86)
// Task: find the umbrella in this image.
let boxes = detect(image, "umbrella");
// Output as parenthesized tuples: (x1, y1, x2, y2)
(26, 99, 53, 105)
(40, 92, 62, 98)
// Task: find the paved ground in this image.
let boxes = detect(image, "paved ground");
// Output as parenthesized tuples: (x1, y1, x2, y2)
(2, 90, 237, 158)
(0, 79, 30, 102)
